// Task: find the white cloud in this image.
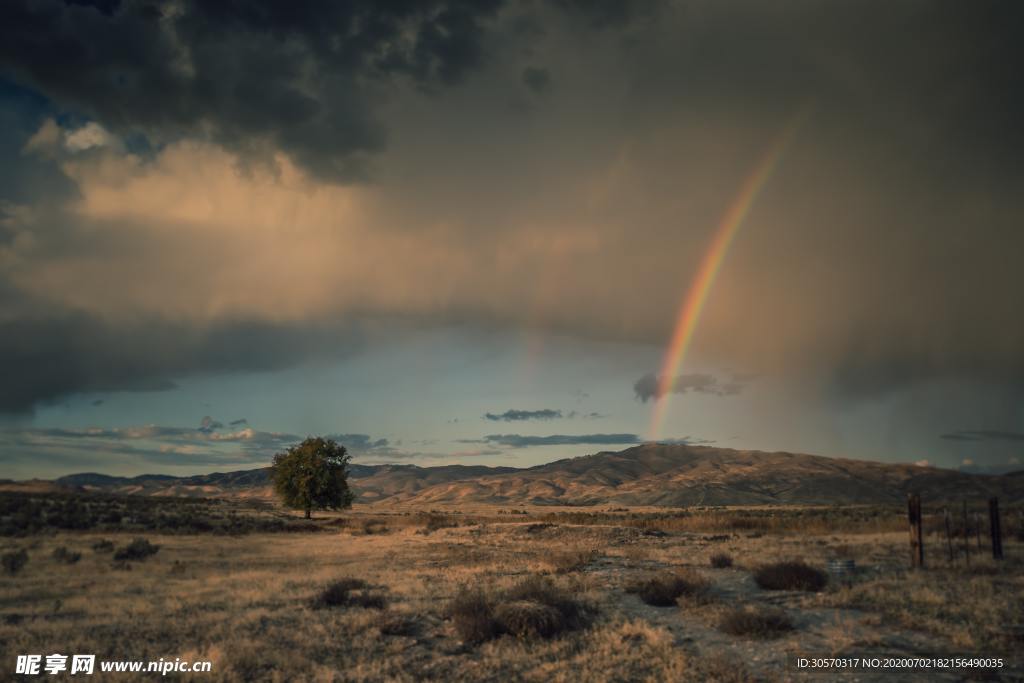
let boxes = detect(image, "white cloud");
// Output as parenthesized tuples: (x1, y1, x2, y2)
(64, 122, 117, 152)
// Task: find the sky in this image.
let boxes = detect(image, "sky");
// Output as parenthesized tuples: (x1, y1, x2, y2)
(1, 0, 1022, 479)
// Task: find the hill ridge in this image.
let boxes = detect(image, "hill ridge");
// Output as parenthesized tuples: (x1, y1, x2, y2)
(37, 444, 1023, 506)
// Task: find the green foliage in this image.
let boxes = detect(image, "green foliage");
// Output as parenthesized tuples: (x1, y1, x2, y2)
(271, 437, 355, 518)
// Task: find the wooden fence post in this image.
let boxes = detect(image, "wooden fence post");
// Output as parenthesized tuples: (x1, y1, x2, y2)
(989, 497, 1003, 560)
(908, 493, 924, 568)
(943, 508, 954, 562)
(962, 500, 970, 566)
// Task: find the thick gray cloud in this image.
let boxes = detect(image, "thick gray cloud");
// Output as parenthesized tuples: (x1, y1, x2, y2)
(633, 373, 746, 403)
(0, 297, 371, 413)
(941, 430, 1024, 443)
(326, 433, 390, 451)
(0, 0, 1022, 423)
(477, 433, 711, 448)
(0, 0, 505, 181)
(484, 409, 562, 421)
(0, 419, 398, 476)
(482, 433, 642, 448)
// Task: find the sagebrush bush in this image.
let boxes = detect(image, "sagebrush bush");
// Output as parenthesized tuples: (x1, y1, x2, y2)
(52, 546, 82, 564)
(113, 538, 160, 561)
(2, 549, 28, 575)
(448, 575, 593, 644)
(503, 575, 590, 629)
(549, 548, 597, 574)
(626, 569, 711, 607)
(448, 589, 497, 644)
(718, 606, 794, 638)
(494, 600, 563, 639)
(311, 578, 386, 610)
(710, 553, 733, 568)
(420, 514, 457, 533)
(91, 539, 115, 553)
(361, 519, 388, 535)
(379, 614, 419, 637)
(754, 561, 827, 592)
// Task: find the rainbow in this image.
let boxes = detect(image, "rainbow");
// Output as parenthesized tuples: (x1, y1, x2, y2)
(648, 107, 812, 441)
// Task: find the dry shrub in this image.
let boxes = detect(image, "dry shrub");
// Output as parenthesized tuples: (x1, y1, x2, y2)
(719, 606, 794, 638)
(503, 575, 591, 629)
(754, 561, 827, 592)
(2, 549, 28, 575)
(91, 539, 115, 553)
(448, 588, 497, 644)
(494, 600, 563, 639)
(549, 548, 598, 574)
(52, 546, 82, 565)
(448, 575, 593, 644)
(311, 577, 386, 610)
(113, 538, 160, 561)
(626, 569, 711, 607)
(710, 552, 733, 568)
(379, 613, 419, 637)
(361, 519, 389, 535)
(419, 513, 457, 534)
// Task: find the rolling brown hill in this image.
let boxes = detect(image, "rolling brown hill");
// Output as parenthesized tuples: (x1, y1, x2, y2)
(46, 444, 1024, 507)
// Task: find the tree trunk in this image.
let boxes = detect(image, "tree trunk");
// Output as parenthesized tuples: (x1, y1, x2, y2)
(305, 508, 311, 519)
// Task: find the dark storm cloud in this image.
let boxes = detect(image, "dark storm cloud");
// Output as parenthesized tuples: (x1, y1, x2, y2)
(0, 0, 505, 181)
(521, 66, 550, 94)
(941, 430, 1024, 443)
(0, 421, 397, 474)
(476, 433, 711, 448)
(482, 433, 641, 448)
(1, 0, 1024, 421)
(326, 433, 390, 451)
(633, 373, 746, 403)
(484, 409, 562, 422)
(0, 298, 369, 413)
(197, 416, 223, 433)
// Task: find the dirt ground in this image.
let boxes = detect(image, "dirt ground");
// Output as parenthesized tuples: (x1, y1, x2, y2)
(2, 510, 1022, 681)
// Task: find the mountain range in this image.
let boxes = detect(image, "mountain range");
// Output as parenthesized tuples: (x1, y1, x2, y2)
(24, 444, 1024, 507)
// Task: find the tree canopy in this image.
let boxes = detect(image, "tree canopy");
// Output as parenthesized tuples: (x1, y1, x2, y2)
(271, 437, 354, 519)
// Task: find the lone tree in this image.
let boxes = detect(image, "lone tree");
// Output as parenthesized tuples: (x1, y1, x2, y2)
(271, 437, 354, 519)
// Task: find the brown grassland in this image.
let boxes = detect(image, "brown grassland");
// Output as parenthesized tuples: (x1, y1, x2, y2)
(2, 494, 1023, 681)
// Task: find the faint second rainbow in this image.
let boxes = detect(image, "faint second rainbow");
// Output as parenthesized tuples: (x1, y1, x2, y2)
(648, 106, 812, 441)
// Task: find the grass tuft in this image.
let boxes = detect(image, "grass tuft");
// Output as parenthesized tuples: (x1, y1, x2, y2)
(311, 578, 386, 610)
(710, 552, 734, 568)
(113, 538, 160, 562)
(2, 549, 28, 575)
(91, 539, 115, 553)
(718, 606, 794, 638)
(448, 575, 593, 644)
(626, 569, 711, 607)
(52, 546, 82, 564)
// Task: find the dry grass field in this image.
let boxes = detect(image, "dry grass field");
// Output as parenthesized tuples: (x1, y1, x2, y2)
(2, 498, 1023, 681)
